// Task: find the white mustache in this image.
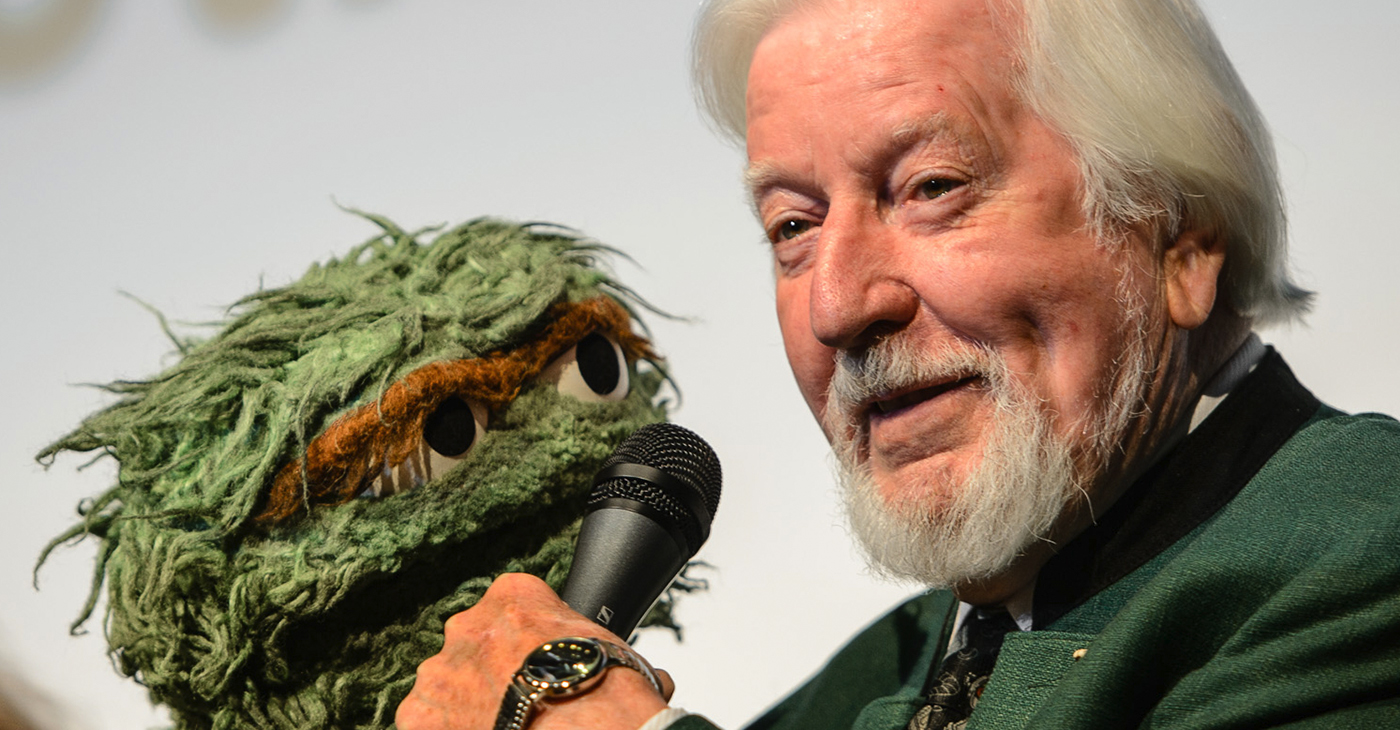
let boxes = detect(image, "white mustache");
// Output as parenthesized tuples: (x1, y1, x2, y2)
(824, 337, 1004, 433)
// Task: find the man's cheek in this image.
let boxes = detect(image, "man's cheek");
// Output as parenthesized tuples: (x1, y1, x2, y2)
(775, 302, 830, 417)
(788, 353, 834, 425)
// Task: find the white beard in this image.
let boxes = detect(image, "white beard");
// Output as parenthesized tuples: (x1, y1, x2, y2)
(824, 332, 1147, 588)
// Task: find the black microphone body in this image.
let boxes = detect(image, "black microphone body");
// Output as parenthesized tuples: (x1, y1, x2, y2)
(561, 505, 690, 636)
(561, 424, 722, 639)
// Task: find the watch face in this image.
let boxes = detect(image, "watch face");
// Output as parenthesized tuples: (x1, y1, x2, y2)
(522, 638, 603, 686)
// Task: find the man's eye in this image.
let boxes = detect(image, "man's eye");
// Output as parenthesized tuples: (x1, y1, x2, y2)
(775, 219, 813, 241)
(916, 178, 961, 200)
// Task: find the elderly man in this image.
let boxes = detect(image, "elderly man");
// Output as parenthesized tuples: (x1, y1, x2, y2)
(396, 0, 1400, 728)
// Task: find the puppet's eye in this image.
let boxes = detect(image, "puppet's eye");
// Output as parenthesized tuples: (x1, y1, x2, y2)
(423, 396, 487, 463)
(542, 332, 630, 402)
(358, 395, 487, 500)
(424, 397, 481, 454)
(416, 396, 488, 493)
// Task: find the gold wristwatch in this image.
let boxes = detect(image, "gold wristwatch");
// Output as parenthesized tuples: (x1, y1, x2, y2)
(492, 637, 662, 730)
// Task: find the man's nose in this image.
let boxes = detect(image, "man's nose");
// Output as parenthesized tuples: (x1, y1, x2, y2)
(808, 207, 918, 350)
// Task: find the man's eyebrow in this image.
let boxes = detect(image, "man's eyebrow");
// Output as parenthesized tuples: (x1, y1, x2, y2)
(890, 111, 962, 149)
(744, 112, 977, 205)
(743, 160, 786, 203)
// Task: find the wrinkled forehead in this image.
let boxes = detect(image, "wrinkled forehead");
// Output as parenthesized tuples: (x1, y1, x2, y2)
(745, 0, 1023, 127)
(744, 0, 1027, 194)
(747, 0, 1023, 129)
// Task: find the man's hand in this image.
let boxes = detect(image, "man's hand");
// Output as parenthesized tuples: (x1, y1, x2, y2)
(396, 573, 674, 730)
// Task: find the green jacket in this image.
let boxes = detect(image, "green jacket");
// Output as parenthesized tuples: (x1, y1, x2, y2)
(677, 352, 1400, 730)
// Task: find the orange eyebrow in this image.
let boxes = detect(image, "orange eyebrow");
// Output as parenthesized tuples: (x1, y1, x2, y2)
(253, 296, 655, 525)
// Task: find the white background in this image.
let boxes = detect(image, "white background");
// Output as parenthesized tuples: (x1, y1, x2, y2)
(1, 1, 1396, 728)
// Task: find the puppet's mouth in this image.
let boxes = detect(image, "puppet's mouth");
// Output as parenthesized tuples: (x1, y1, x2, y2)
(357, 442, 454, 499)
(358, 447, 429, 499)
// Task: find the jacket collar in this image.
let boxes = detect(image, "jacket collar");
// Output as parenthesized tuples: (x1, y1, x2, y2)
(1032, 348, 1321, 629)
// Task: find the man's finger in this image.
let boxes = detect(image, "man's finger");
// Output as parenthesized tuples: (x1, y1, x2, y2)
(654, 668, 676, 702)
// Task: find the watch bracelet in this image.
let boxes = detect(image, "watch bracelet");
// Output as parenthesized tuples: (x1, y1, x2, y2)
(601, 639, 663, 696)
(494, 683, 538, 730)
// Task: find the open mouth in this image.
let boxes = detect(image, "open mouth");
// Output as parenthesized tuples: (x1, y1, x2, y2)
(871, 376, 979, 415)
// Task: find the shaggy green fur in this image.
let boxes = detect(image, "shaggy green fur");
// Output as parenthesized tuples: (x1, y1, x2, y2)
(38, 216, 675, 730)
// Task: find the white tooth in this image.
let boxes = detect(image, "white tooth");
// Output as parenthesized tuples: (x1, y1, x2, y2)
(379, 460, 394, 496)
(409, 447, 426, 489)
(420, 440, 434, 482)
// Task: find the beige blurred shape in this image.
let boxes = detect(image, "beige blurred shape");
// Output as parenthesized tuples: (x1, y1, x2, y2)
(0, 0, 302, 84)
(193, 0, 285, 31)
(0, 0, 102, 84)
(0, 667, 61, 730)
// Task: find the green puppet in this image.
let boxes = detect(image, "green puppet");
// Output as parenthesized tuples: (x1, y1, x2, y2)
(38, 215, 682, 729)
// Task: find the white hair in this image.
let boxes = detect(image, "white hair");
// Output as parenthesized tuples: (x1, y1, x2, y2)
(691, 0, 1313, 325)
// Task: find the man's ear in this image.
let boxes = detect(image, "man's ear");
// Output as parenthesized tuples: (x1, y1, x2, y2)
(1163, 227, 1226, 331)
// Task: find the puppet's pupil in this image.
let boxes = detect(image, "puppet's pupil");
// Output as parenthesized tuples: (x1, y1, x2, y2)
(577, 333, 621, 395)
(424, 397, 476, 456)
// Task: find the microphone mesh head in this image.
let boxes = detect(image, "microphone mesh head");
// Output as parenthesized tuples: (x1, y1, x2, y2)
(588, 423, 722, 553)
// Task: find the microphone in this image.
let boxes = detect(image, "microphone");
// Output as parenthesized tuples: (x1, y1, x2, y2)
(561, 423, 722, 639)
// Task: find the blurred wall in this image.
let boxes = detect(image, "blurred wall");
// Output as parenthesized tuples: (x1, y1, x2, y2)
(1, 2, 1396, 728)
